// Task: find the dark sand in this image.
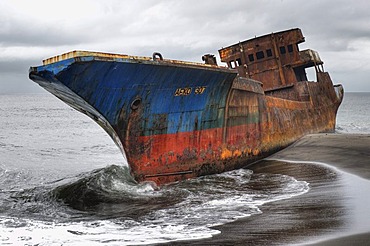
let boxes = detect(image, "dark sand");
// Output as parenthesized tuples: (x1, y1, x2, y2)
(267, 133, 370, 245)
(163, 134, 370, 245)
(269, 134, 370, 180)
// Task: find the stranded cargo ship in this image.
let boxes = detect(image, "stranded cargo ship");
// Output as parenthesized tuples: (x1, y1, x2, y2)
(29, 28, 343, 185)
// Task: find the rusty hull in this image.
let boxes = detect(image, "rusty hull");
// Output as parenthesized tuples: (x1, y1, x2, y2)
(29, 28, 344, 185)
(127, 74, 342, 185)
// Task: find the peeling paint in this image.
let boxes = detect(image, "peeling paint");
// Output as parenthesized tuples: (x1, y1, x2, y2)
(29, 28, 343, 185)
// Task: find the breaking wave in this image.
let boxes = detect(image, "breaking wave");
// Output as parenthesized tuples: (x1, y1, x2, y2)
(0, 164, 309, 245)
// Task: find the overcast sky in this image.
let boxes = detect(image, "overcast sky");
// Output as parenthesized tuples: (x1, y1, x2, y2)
(1, 0, 369, 93)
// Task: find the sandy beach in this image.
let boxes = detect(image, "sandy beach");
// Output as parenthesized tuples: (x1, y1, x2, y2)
(165, 133, 370, 245)
(267, 133, 370, 245)
(269, 133, 370, 180)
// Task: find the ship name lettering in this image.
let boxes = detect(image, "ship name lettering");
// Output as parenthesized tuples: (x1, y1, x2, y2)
(174, 86, 206, 96)
(174, 87, 192, 96)
(194, 86, 206, 94)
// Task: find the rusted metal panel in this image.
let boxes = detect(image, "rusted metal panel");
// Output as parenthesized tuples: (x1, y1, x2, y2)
(298, 49, 323, 65)
(29, 28, 344, 185)
(43, 50, 150, 65)
(218, 28, 321, 94)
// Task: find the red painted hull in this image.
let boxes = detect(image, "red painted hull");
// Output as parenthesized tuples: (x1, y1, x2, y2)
(127, 74, 343, 185)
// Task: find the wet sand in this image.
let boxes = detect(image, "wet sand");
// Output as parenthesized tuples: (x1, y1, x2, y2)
(269, 133, 370, 180)
(267, 133, 370, 245)
(165, 134, 370, 245)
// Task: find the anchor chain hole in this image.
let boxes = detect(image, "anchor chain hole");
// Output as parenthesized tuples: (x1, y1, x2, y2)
(131, 97, 142, 110)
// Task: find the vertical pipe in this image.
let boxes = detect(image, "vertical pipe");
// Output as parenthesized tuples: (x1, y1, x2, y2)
(271, 34, 287, 86)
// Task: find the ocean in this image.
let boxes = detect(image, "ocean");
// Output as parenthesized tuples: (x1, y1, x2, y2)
(0, 92, 369, 245)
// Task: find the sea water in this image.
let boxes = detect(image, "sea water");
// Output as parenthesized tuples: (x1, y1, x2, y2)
(0, 92, 368, 245)
(336, 92, 370, 134)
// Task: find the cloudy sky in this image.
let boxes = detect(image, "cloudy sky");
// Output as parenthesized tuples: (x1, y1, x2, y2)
(1, 0, 369, 93)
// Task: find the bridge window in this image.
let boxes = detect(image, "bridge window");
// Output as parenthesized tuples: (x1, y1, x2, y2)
(266, 49, 273, 57)
(256, 51, 265, 60)
(279, 46, 286, 54)
(229, 58, 242, 68)
(288, 44, 293, 53)
(236, 58, 242, 66)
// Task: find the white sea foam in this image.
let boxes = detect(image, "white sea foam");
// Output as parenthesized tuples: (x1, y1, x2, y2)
(0, 168, 309, 245)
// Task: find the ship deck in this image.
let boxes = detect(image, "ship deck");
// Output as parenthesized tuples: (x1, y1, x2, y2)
(42, 50, 231, 71)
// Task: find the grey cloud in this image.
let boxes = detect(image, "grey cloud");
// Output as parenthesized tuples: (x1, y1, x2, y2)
(1, 0, 370, 93)
(0, 18, 80, 47)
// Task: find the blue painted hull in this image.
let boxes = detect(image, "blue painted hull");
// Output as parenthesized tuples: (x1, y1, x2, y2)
(32, 56, 237, 129)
